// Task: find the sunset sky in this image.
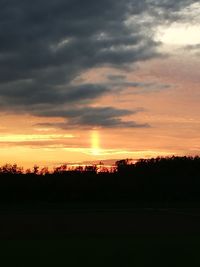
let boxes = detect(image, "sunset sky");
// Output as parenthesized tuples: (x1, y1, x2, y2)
(0, 0, 199, 168)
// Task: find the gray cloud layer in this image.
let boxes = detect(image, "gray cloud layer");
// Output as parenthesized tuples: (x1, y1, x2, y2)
(35, 106, 149, 129)
(0, 0, 198, 128)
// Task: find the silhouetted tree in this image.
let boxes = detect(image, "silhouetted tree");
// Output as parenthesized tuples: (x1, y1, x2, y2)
(0, 156, 199, 206)
(40, 167, 49, 176)
(33, 165, 39, 175)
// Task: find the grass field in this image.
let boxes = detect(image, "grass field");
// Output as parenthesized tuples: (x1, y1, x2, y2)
(1, 207, 200, 266)
(1, 235, 200, 266)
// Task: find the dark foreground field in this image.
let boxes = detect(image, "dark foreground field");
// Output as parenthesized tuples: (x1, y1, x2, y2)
(1, 206, 200, 266)
(0, 156, 200, 265)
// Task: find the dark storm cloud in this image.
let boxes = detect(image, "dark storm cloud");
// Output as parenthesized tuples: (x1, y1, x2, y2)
(106, 78, 170, 92)
(105, 75, 171, 93)
(35, 106, 135, 118)
(0, 0, 198, 128)
(122, 82, 171, 93)
(107, 75, 127, 81)
(35, 106, 149, 129)
(148, 0, 194, 10)
(0, 82, 110, 105)
(146, 0, 198, 21)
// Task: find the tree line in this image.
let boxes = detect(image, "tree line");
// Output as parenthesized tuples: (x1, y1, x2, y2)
(0, 156, 200, 206)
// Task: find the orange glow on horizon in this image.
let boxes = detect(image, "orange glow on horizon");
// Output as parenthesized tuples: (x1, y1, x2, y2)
(0, 134, 74, 142)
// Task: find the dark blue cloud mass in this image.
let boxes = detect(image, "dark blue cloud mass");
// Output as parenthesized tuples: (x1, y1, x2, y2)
(0, 0, 198, 128)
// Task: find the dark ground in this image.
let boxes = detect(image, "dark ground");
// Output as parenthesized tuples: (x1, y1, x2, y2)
(0, 156, 200, 265)
(1, 206, 200, 266)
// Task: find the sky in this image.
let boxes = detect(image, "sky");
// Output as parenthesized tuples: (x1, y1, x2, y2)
(0, 0, 199, 168)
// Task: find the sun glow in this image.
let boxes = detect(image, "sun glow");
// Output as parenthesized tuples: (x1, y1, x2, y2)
(157, 24, 200, 46)
(91, 131, 101, 156)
